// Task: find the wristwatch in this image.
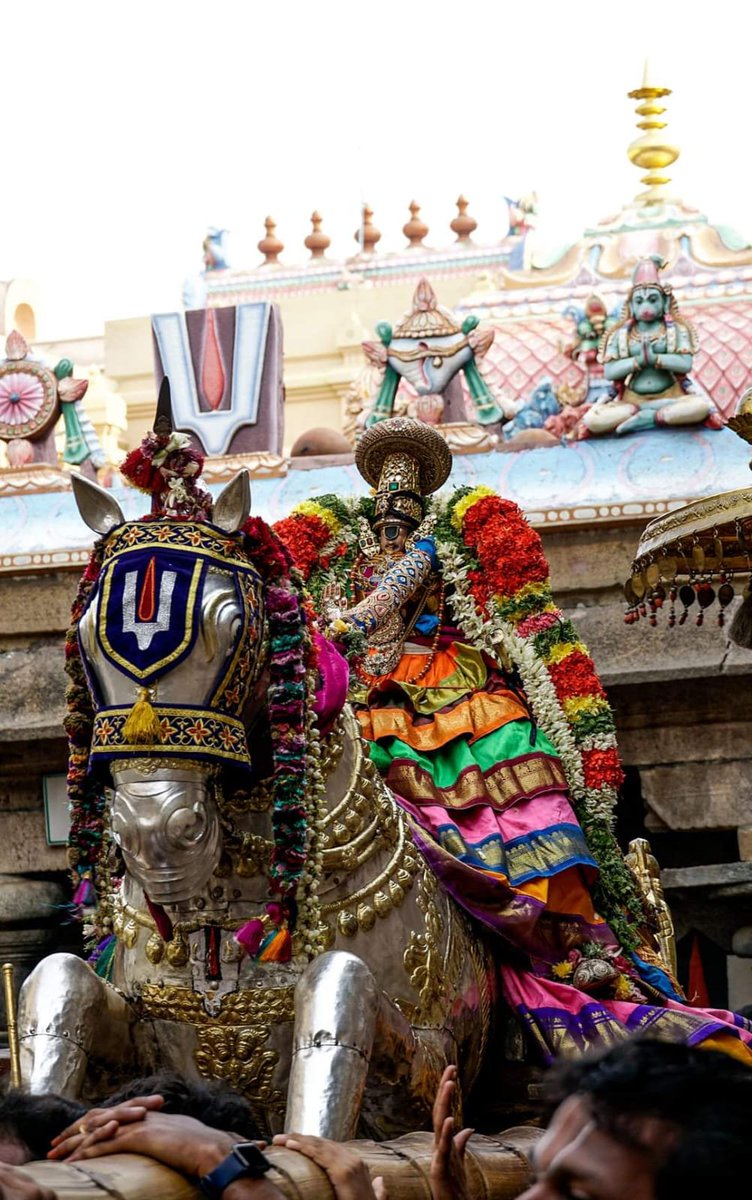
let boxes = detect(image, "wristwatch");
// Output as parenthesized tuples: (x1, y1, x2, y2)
(199, 1143, 272, 1198)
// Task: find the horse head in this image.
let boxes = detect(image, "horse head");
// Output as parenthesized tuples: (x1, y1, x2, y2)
(70, 469, 265, 908)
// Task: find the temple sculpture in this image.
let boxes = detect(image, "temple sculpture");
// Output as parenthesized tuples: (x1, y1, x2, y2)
(358, 278, 506, 451)
(0, 330, 104, 477)
(580, 257, 720, 437)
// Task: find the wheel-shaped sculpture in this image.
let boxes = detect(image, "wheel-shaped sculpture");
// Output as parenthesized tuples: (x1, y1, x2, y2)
(0, 360, 59, 441)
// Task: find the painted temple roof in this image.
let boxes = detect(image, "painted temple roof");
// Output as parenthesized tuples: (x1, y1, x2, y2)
(453, 139, 752, 420)
(2, 426, 749, 575)
(200, 71, 752, 422)
(3, 72, 751, 575)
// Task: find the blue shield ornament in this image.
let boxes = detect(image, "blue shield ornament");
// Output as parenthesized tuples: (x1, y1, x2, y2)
(96, 549, 207, 686)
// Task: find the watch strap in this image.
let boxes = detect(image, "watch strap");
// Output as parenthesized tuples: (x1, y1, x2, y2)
(199, 1145, 271, 1199)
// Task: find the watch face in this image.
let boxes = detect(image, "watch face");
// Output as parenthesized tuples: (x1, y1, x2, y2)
(233, 1143, 271, 1176)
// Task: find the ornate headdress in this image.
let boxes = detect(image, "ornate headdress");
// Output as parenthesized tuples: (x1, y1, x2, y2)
(614, 256, 680, 329)
(630, 255, 671, 295)
(355, 417, 452, 530)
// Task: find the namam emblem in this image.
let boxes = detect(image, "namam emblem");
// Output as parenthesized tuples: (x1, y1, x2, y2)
(121, 557, 177, 652)
(95, 544, 206, 685)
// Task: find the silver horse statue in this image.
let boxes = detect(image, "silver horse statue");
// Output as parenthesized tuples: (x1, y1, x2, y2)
(18, 468, 495, 1140)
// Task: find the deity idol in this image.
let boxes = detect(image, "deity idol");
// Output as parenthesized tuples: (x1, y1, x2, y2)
(581, 257, 716, 436)
(293, 418, 752, 1061)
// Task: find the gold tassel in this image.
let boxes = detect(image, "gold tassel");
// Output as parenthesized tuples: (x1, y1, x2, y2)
(123, 687, 163, 744)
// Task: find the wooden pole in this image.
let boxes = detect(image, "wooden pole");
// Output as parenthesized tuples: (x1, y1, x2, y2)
(2, 962, 22, 1088)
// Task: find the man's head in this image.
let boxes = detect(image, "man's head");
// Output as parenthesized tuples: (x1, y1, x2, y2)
(102, 1071, 261, 1140)
(521, 1039, 752, 1200)
(0, 1091, 86, 1163)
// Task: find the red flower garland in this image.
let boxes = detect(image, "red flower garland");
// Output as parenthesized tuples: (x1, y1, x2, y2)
(547, 650, 608, 701)
(582, 747, 624, 791)
(462, 495, 549, 599)
(273, 512, 332, 581)
(242, 515, 294, 582)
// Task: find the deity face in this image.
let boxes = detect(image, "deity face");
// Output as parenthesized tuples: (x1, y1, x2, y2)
(631, 286, 666, 324)
(378, 522, 410, 554)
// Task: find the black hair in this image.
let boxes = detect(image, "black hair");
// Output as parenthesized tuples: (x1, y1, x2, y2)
(544, 1039, 752, 1200)
(0, 1090, 86, 1161)
(101, 1071, 261, 1140)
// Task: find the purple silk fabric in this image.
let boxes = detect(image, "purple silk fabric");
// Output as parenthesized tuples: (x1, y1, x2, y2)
(501, 965, 752, 1062)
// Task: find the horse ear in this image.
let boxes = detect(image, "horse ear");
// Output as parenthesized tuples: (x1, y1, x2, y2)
(213, 469, 251, 533)
(71, 472, 125, 534)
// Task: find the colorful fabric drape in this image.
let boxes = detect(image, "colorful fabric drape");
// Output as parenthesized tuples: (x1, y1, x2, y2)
(355, 637, 752, 1063)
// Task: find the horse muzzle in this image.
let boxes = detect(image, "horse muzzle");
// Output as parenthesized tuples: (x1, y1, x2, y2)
(110, 768, 222, 906)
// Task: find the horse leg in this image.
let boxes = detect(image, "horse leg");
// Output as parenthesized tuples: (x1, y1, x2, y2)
(285, 951, 380, 1138)
(18, 953, 138, 1097)
(286, 950, 445, 1139)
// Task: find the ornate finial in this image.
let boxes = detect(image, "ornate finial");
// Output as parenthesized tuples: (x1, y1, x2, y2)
(354, 204, 381, 254)
(627, 60, 680, 205)
(450, 195, 477, 244)
(402, 200, 428, 249)
(258, 216, 284, 265)
(153, 376, 173, 436)
(304, 211, 331, 260)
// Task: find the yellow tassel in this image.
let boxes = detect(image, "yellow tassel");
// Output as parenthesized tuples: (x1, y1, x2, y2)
(123, 688, 162, 744)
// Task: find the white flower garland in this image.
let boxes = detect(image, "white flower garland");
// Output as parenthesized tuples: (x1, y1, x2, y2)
(293, 660, 328, 959)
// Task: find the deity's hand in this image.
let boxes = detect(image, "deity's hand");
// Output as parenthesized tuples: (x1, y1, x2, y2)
(0, 1164, 56, 1200)
(430, 1065, 474, 1200)
(321, 581, 348, 626)
(644, 339, 657, 366)
(272, 1134, 386, 1200)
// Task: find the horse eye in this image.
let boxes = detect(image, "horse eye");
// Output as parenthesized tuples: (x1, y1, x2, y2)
(165, 803, 206, 847)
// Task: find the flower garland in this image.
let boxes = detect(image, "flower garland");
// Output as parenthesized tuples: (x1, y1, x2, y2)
(65, 538, 109, 904)
(239, 517, 320, 907)
(433, 485, 645, 949)
(273, 495, 372, 656)
(274, 485, 645, 948)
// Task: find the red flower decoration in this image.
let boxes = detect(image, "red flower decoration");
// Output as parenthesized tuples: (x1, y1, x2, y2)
(242, 516, 293, 581)
(274, 513, 333, 581)
(582, 747, 625, 791)
(547, 650, 607, 701)
(462, 495, 549, 598)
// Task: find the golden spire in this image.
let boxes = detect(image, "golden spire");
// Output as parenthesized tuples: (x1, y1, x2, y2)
(627, 59, 680, 205)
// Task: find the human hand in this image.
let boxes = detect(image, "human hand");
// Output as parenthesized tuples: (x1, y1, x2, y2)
(48, 1094, 166, 1161)
(49, 1109, 237, 1179)
(272, 1133, 386, 1200)
(430, 1065, 473, 1200)
(0, 1163, 55, 1200)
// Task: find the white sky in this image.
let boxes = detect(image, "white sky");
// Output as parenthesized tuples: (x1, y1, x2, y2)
(4, 0, 751, 337)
